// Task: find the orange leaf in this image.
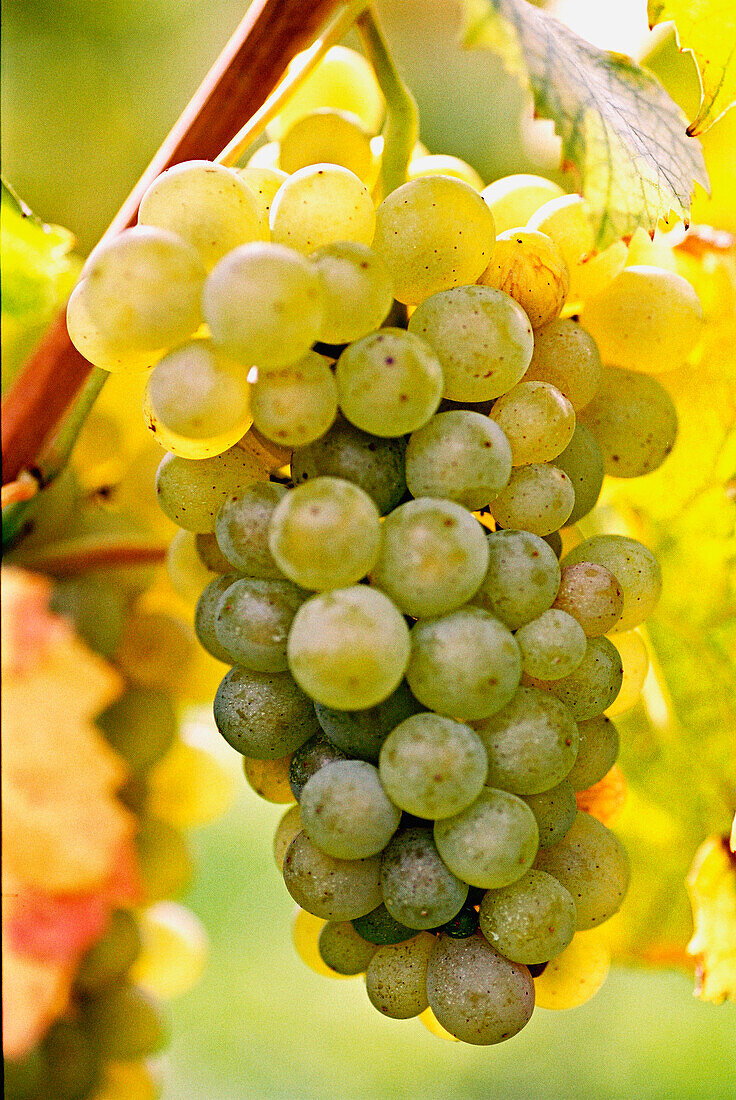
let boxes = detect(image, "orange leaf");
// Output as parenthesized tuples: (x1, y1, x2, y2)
(575, 764, 627, 824)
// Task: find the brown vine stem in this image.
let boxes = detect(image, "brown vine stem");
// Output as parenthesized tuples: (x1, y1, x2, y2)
(1, 0, 345, 486)
(14, 542, 168, 578)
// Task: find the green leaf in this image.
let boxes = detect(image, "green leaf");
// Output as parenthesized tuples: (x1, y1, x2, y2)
(648, 0, 736, 135)
(1, 180, 81, 393)
(461, 0, 708, 247)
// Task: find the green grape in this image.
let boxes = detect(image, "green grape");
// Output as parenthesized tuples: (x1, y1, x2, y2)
(522, 318, 602, 411)
(335, 328, 444, 437)
(143, 339, 251, 459)
(283, 831, 382, 920)
(553, 423, 604, 524)
(529, 637, 623, 721)
(196, 532, 240, 573)
(250, 351, 337, 447)
(579, 265, 703, 374)
(286, 586, 411, 710)
(166, 528, 217, 603)
(202, 242, 325, 369)
(215, 481, 287, 578)
(50, 575, 126, 659)
(195, 573, 240, 663)
(607, 630, 649, 717)
(404, 410, 512, 511)
(318, 920, 377, 975)
(439, 897, 481, 938)
(129, 901, 208, 1001)
(478, 229, 569, 329)
(291, 418, 407, 516)
(407, 285, 533, 401)
(300, 759, 401, 859)
(311, 241, 393, 344)
(138, 159, 267, 270)
(81, 226, 204, 354)
(76, 909, 141, 992)
(372, 176, 495, 305)
(543, 530, 563, 559)
(474, 685, 579, 795)
(274, 804, 303, 870)
(427, 933, 535, 1045)
(521, 780, 577, 848)
(314, 680, 422, 762)
(380, 828, 468, 930)
(279, 109, 377, 186)
(369, 497, 489, 619)
(115, 611, 195, 694)
(266, 46, 384, 141)
(481, 173, 564, 234)
(407, 154, 484, 190)
(566, 714, 620, 791)
(41, 1019, 99, 1099)
(490, 463, 575, 537)
(80, 982, 169, 1059)
(406, 607, 521, 721)
(379, 714, 488, 819)
(288, 734, 348, 800)
(434, 787, 539, 889)
(580, 365, 678, 478)
(489, 381, 576, 466)
(352, 904, 417, 945)
(236, 165, 288, 215)
(3, 1048, 47, 1100)
(534, 812, 630, 929)
(136, 815, 192, 903)
(96, 687, 176, 773)
(365, 932, 437, 1019)
(214, 576, 306, 671)
(553, 562, 624, 637)
(515, 609, 587, 680)
(155, 445, 265, 532)
(270, 164, 375, 254)
(479, 869, 576, 964)
(474, 529, 561, 630)
(66, 279, 154, 373)
(562, 535, 662, 632)
(213, 666, 320, 758)
(269, 477, 381, 589)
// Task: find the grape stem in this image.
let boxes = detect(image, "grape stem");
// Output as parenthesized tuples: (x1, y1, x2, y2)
(12, 540, 167, 577)
(357, 9, 419, 196)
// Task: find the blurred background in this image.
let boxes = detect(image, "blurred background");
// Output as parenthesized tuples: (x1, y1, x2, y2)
(2, 1, 735, 1097)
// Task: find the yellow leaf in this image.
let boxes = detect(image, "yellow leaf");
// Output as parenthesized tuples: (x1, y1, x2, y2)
(687, 835, 736, 1002)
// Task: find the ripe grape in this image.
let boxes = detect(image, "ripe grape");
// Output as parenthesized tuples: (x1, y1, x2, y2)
(565, 714, 620, 792)
(243, 753, 294, 804)
(515, 609, 587, 680)
(522, 318, 603, 411)
(407, 155, 484, 189)
(215, 481, 288, 578)
(155, 446, 265, 533)
(288, 734, 348, 800)
(299, 760, 401, 859)
(529, 636, 623, 720)
(213, 666, 320, 758)
(474, 528, 561, 630)
(553, 423, 605, 524)
(489, 380, 576, 466)
(195, 573, 240, 663)
(270, 164, 376, 253)
(606, 631, 649, 717)
(250, 351, 338, 447)
(478, 228, 569, 328)
(580, 366, 678, 478)
(236, 165, 288, 214)
(490, 463, 575, 537)
(365, 932, 436, 1019)
(311, 241, 393, 344)
(521, 780, 577, 848)
(478, 869, 576, 964)
(434, 788, 539, 889)
(404, 409, 512, 510)
(562, 535, 662, 632)
(279, 109, 377, 186)
(533, 928, 610, 1009)
(314, 680, 422, 763)
(553, 562, 624, 637)
(214, 576, 306, 671)
(283, 831, 382, 920)
(481, 173, 564, 234)
(380, 827, 468, 929)
(352, 904, 417, 945)
(318, 920, 377, 975)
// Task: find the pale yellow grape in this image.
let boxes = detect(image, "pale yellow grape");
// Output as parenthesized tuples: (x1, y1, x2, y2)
(137, 159, 267, 270)
(283, 832, 383, 920)
(66, 280, 154, 373)
(365, 933, 436, 1019)
(534, 812, 629, 929)
(481, 173, 564, 234)
(553, 424, 604, 524)
(478, 229, 569, 328)
(291, 907, 351, 979)
(565, 715, 619, 792)
(562, 535, 662, 633)
(250, 351, 337, 447)
(270, 164, 376, 254)
(311, 241, 394, 345)
(580, 366, 678, 478)
(515, 609, 587, 681)
(522, 318, 603, 411)
(246, 141, 281, 170)
(553, 563, 624, 638)
(195, 532, 232, 573)
(155, 446, 265, 532)
(166, 528, 215, 603)
(147, 740, 236, 828)
(534, 928, 610, 1008)
(129, 902, 207, 1000)
(279, 109, 378, 187)
(82, 226, 205, 354)
(418, 1006, 460, 1041)
(408, 286, 533, 402)
(605, 631, 649, 717)
(236, 165, 289, 214)
(478, 869, 576, 964)
(579, 265, 703, 373)
(405, 410, 512, 511)
(88, 1061, 160, 1100)
(203, 242, 325, 370)
(407, 155, 484, 190)
(243, 753, 294, 804)
(489, 381, 576, 466)
(372, 176, 495, 305)
(490, 463, 575, 537)
(274, 805, 303, 869)
(529, 636, 623, 721)
(267, 46, 384, 141)
(143, 340, 251, 459)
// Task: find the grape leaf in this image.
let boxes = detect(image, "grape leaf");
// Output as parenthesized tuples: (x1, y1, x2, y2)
(461, 0, 708, 246)
(648, 0, 736, 135)
(687, 835, 736, 1002)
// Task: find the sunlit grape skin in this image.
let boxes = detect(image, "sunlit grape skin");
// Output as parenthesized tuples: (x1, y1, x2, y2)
(478, 228, 569, 329)
(404, 410, 512, 511)
(434, 787, 539, 890)
(270, 164, 376, 254)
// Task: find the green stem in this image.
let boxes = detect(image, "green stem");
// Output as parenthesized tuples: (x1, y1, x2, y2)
(357, 8, 418, 196)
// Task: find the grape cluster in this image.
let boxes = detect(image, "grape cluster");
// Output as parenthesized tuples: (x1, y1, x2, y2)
(66, 44, 702, 1047)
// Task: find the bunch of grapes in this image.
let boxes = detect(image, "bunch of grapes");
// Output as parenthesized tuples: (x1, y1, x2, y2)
(66, 45, 703, 1047)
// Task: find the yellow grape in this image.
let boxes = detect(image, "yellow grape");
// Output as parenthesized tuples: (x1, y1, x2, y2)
(129, 902, 208, 1000)
(66, 280, 154, 374)
(246, 141, 282, 170)
(291, 907, 351, 980)
(418, 1006, 460, 1041)
(605, 630, 649, 717)
(407, 155, 484, 190)
(114, 611, 196, 693)
(279, 109, 378, 188)
(235, 166, 289, 216)
(270, 164, 376, 254)
(267, 46, 384, 141)
(481, 174, 564, 234)
(166, 528, 216, 604)
(478, 229, 569, 328)
(89, 1061, 161, 1100)
(147, 739, 237, 828)
(243, 753, 295, 804)
(274, 804, 303, 870)
(534, 928, 610, 1009)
